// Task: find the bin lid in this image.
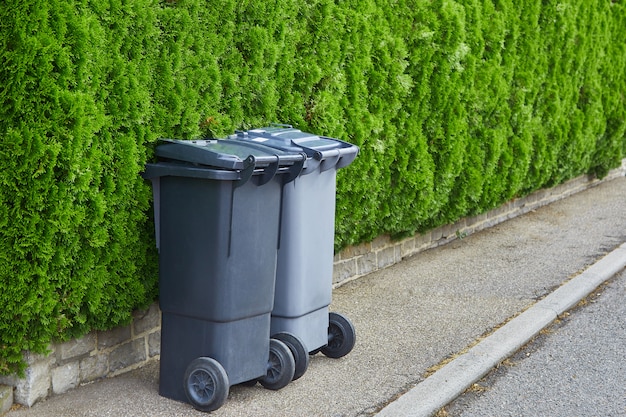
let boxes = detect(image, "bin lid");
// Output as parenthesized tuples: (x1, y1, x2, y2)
(155, 138, 303, 171)
(235, 126, 342, 152)
(231, 125, 359, 172)
(142, 162, 241, 181)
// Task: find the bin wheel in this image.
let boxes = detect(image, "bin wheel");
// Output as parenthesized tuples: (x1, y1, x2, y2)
(259, 339, 295, 390)
(321, 312, 356, 359)
(272, 332, 309, 381)
(183, 357, 229, 412)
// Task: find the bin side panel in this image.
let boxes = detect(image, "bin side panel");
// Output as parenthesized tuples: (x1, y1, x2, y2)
(270, 306, 330, 352)
(272, 170, 337, 318)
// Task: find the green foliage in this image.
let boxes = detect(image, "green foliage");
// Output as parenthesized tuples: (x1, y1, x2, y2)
(0, 0, 159, 374)
(1, 0, 624, 374)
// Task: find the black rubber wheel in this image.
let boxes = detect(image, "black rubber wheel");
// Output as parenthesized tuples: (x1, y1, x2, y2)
(183, 357, 229, 412)
(259, 339, 295, 390)
(272, 332, 309, 380)
(320, 312, 356, 359)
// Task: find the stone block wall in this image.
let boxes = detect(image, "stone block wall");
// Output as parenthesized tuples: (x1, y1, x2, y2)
(0, 385, 11, 415)
(1, 160, 624, 411)
(0, 303, 161, 408)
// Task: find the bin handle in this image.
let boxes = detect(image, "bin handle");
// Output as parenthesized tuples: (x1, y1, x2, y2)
(234, 155, 255, 188)
(318, 150, 341, 172)
(335, 145, 360, 169)
(282, 152, 306, 184)
(298, 142, 359, 172)
(255, 155, 279, 186)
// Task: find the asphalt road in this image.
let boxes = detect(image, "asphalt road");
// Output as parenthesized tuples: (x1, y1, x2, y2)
(444, 268, 626, 417)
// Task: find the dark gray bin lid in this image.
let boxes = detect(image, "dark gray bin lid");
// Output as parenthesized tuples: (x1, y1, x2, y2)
(142, 162, 241, 181)
(229, 125, 359, 173)
(155, 138, 304, 170)
(150, 138, 306, 185)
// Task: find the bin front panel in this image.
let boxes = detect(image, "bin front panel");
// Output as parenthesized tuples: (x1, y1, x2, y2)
(159, 312, 269, 401)
(158, 175, 280, 323)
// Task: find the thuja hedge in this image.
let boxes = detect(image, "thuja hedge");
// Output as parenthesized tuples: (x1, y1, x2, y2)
(1, 0, 624, 374)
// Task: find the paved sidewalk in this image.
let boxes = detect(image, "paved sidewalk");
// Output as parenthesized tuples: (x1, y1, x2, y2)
(6, 176, 626, 417)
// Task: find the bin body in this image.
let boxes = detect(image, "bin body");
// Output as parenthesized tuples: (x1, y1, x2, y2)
(144, 139, 304, 403)
(270, 170, 337, 351)
(158, 174, 280, 322)
(232, 127, 358, 352)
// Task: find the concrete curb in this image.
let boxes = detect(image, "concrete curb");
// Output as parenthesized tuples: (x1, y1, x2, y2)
(374, 242, 626, 417)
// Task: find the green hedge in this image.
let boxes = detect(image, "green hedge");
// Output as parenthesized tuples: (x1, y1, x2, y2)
(0, 0, 160, 374)
(1, 0, 624, 375)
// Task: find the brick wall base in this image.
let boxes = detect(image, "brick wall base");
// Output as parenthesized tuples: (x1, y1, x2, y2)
(1, 159, 624, 409)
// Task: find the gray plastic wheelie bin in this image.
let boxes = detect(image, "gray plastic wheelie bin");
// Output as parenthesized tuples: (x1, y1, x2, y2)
(231, 125, 359, 375)
(143, 138, 306, 412)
